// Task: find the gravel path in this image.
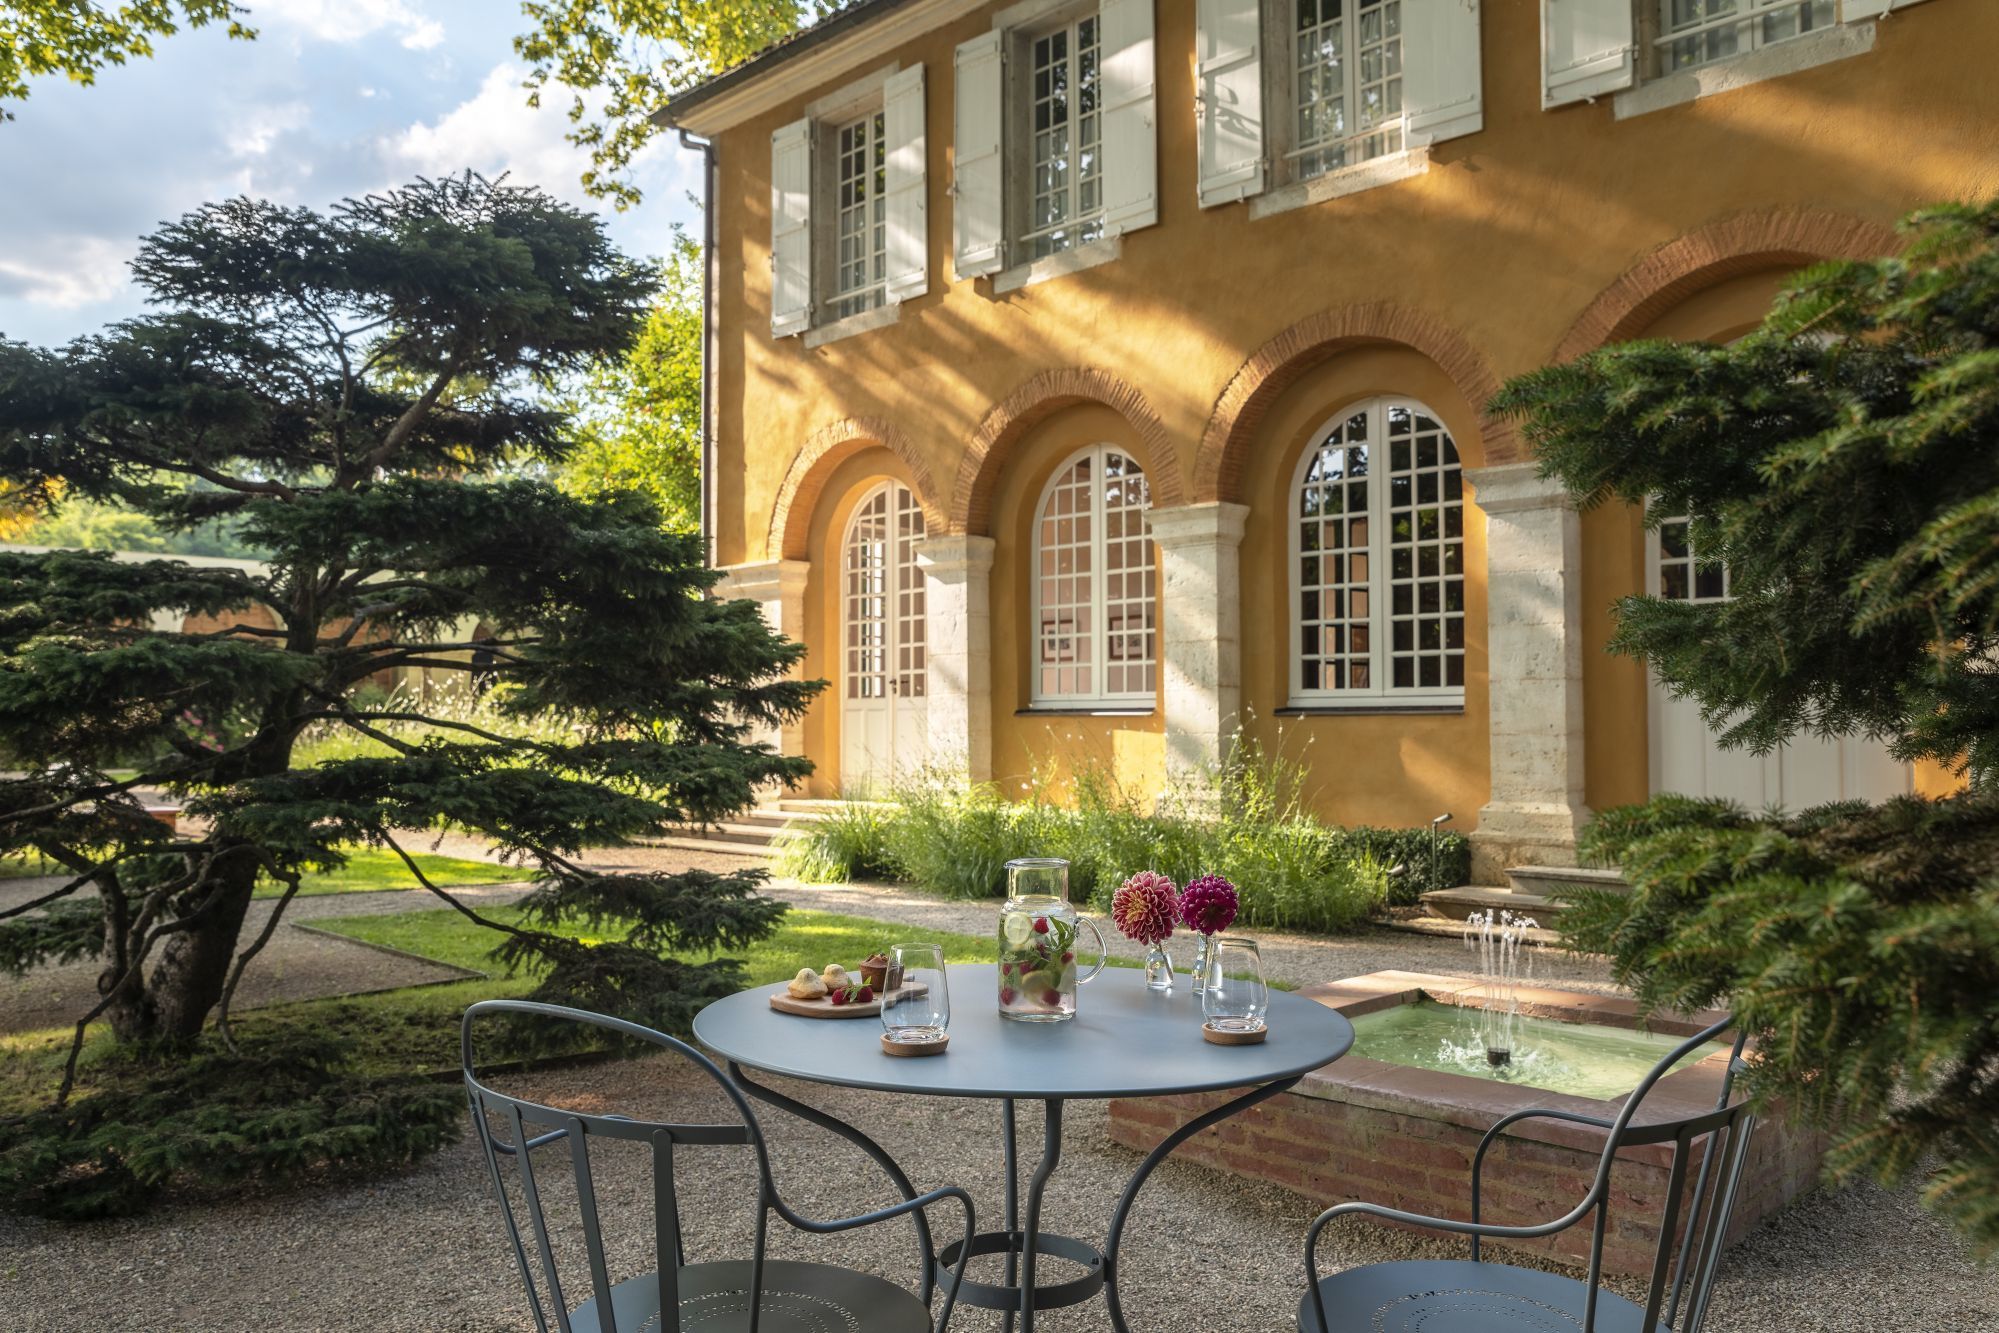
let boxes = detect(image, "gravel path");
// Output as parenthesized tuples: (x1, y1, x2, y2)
(0, 1052, 1985, 1332)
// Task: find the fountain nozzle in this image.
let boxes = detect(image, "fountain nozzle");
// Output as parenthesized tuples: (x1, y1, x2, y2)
(1486, 1046, 1512, 1068)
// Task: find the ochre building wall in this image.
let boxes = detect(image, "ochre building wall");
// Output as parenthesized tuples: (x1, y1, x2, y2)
(704, 0, 1997, 818)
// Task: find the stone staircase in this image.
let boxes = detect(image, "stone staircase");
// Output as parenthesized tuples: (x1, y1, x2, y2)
(637, 798, 853, 859)
(1416, 864, 1629, 925)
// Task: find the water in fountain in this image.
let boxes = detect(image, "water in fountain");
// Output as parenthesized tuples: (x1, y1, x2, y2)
(1463, 908, 1538, 1068)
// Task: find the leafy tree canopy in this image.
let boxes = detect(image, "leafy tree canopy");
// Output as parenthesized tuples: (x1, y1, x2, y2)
(1501, 200, 1999, 1253)
(0, 0, 251, 115)
(514, 0, 825, 208)
(552, 227, 702, 530)
(0, 175, 820, 1102)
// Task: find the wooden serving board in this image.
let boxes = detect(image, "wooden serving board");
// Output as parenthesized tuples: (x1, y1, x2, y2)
(768, 980, 928, 1019)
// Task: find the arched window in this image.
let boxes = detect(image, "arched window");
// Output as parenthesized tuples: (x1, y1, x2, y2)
(1291, 398, 1465, 705)
(1032, 445, 1155, 704)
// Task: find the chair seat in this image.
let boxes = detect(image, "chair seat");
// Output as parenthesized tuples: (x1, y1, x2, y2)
(568, 1258, 932, 1333)
(1299, 1259, 1666, 1333)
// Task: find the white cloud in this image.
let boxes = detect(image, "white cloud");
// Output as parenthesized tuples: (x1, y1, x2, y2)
(381, 63, 601, 205)
(0, 237, 130, 310)
(251, 0, 445, 50)
(226, 100, 313, 158)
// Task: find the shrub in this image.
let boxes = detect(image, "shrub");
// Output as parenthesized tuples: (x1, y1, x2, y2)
(882, 778, 1022, 900)
(773, 799, 897, 883)
(0, 1031, 462, 1220)
(1341, 825, 1472, 904)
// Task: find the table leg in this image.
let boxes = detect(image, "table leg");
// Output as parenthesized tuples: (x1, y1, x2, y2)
(1018, 1099, 1063, 1333)
(1101, 1077, 1302, 1333)
(1001, 1098, 1019, 1333)
(726, 1061, 937, 1303)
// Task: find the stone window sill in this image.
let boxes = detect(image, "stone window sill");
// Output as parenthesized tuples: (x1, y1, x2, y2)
(1276, 701, 1464, 718)
(1015, 705, 1155, 717)
(1247, 147, 1431, 223)
(1614, 23, 1874, 121)
(990, 236, 1122, 296)
(802, 301, 900, 349)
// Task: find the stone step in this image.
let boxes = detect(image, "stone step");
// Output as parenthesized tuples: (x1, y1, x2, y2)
(773, 797, 893, 814)
(1504, 864, 1630, 899)
(695, 821, 787, 847)
(630, 834, 775, 859)
(1418, 884, 1567, 924)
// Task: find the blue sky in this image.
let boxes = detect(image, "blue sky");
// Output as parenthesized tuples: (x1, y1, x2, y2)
(0, 0, 704, 347)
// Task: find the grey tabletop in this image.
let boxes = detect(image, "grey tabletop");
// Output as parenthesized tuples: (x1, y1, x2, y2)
(693, 963, 1355, 1101)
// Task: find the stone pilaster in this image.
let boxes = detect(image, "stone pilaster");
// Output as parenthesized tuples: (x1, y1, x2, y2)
(714, 559, 811, 761)
(1148, 502, 1251, 785)
(915, 535, 996, 784)
(1465, 463, 1591, 880)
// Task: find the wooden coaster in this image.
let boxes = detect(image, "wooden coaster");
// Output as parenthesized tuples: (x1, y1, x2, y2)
(1202, 1022, 1267, 1045)
(881, 1032, 949, 1057)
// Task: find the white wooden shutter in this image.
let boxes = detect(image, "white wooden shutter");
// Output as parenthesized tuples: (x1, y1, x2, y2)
(882, 63, 929, 303)
(952, 31, 1005, 280)
(769, 117, 813, 337)
(1844, 0, 1932, 18)
(1403, 0, 1483, 146)
(1099, 0, 1159, 235)
(1195, 0, 1264, 206)
(1542, 0, 1636, 107)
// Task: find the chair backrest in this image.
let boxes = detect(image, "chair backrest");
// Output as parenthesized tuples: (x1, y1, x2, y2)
(460, 1000, 777, 1333)
(1564, 1016, 1757, 1333)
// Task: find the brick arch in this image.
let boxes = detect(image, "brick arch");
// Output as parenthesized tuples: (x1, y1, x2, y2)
(951, 368, 1186, 535)
(767, 417, 945, 561)
(1553, 208, 1900, 362)
(1195, 303, 1513, 502)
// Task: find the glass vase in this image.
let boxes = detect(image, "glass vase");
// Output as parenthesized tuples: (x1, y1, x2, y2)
(1189, 933, 1212, 996)
(1143, 941, 1174, 991)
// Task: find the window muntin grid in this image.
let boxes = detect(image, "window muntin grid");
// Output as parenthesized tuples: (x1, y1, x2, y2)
(1654, 516, 1730, 603)
(1290, 0, 1404, 184)
(1657, 0, 1836, 73)
(1023, 14, 1104, 262)
(844, 483, 926, 701)
(1034, 446, 1155, 703)
(828, 110, 888, 322)
(1293, 399, 1465, 703)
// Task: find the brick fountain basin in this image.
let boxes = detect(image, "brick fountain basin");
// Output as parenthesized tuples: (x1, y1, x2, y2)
(1107, 971, 1826, 1277)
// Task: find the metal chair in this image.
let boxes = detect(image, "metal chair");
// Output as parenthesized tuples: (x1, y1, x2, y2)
(1301, 1015, 1755, 1333)
(462, 999, 975, 1333)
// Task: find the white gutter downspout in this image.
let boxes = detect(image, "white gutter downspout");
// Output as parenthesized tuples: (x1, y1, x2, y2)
(678, 127, 719, 569)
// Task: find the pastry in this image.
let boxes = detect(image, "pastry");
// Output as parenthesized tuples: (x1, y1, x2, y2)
(820, 963, 851, 991)
(786, 967, 828, 1000)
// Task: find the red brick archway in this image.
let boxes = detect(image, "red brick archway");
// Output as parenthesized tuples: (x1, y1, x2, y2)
(951, 367, 1186, 535)
(1194, 303, 1514, 502)
(768, 416, 945, 561)
(1552, 208, 1900, 362)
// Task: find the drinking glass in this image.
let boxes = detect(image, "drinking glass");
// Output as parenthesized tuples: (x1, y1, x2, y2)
(1201, 936, 1268, 1034)
(881, 943, 949, 1046)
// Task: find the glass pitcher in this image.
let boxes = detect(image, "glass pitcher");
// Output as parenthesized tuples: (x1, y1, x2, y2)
(997, 858, 1107, 1022)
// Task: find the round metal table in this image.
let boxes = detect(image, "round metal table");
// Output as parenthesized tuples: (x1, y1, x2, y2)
(693, 962, 1355, 1333)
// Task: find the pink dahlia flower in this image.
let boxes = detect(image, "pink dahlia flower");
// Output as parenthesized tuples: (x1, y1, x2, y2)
(1111, 871, 1179, 946)
(1180, 873, 1239, 936)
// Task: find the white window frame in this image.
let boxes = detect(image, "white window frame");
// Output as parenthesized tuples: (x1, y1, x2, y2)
(1287, 397, 1467, 709)
(1648, 0, 1838, 77)
(822, 106, 889, 322)
(1029, 443, 1157, 707)
(1009, 0, 1107, 265)
(1267, 0, 1408, 188)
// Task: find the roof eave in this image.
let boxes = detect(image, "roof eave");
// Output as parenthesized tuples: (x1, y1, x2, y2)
(655, 0, 987, 137)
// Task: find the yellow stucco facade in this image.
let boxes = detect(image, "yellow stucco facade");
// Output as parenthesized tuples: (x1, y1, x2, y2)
(674, 0, 1995, 852)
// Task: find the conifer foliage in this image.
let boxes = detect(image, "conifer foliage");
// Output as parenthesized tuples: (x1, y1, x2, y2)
(1499, 201, 1999, 1252)
(0, 175, 818, 1072)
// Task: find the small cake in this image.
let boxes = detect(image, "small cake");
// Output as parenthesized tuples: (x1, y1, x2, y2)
(786, 967, 828, 1001)
(819, 963, 852, 992)
(859, 952, 904, 992)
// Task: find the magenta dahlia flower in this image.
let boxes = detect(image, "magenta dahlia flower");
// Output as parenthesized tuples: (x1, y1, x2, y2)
(1179, 873, 1239, 936)
(1111, 871, 1179, 946)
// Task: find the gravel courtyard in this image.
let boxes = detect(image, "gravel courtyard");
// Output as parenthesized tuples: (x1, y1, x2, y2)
(2, 849, 1993, 1330)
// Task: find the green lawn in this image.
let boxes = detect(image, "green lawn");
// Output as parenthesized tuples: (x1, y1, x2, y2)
(253, 847, 527, 899)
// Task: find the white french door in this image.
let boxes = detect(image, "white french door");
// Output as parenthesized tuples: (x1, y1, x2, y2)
(1645, 514, 1908, 808)
(840, 483, 928, 793)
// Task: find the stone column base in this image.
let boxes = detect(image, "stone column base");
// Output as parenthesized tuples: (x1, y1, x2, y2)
(1469, 800, 1593, 883)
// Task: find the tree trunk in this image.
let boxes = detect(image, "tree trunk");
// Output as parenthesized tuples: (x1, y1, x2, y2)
(96, 871, 156, 1043)
(144, 855, 261, 1042)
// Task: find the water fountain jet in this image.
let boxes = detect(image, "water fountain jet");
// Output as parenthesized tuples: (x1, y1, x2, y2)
(1464, 908, 1539, 1071)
